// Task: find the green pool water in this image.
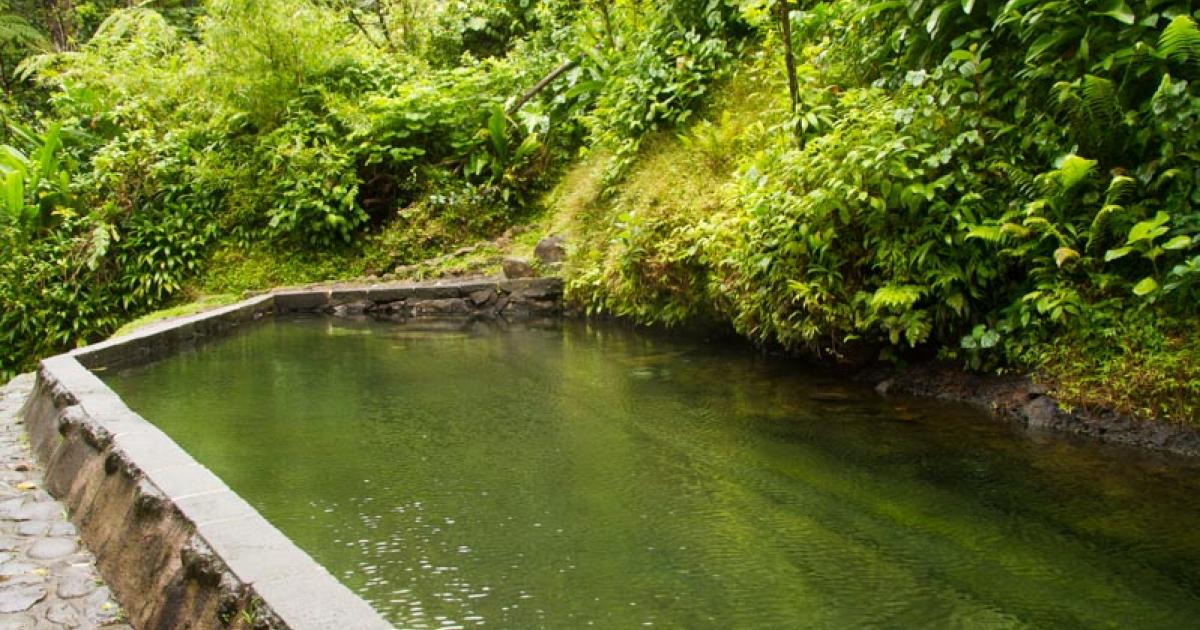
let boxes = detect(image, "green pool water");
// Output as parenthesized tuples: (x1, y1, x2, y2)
(102, 317, 1200, 629)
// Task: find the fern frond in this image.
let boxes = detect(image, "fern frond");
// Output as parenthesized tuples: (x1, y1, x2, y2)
(1079, 75, 1120, 129)
(1160, 15, 1200, 66)
(1052, 76, 1123, 154)
(89, 8, 178, 52)
(1086, 203, 1126, 250)
(965, 224, 1004, 243)
(870, 284, 924, 311)
(0, 14, 46, 50)
(995, 161, 1044, 199)
(14, 52, 57, 83)
(1104, 174, 1135, 205)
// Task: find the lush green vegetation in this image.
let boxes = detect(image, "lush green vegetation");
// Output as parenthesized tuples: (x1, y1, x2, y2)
(565, 0, 1200, 423)
(0, 0, 1197, 424)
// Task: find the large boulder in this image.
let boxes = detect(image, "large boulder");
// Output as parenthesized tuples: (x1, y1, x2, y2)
(534, 235, 567, 264)
(502, 257, 536, 279)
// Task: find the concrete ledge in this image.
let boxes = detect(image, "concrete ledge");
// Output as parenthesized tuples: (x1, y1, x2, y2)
(19, 276, 566, 629)
(22, 356, 391, 630)
(72, 295, 277, 370)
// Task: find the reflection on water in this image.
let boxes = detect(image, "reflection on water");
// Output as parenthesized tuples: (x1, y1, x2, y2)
(104, 317, 1200, 629)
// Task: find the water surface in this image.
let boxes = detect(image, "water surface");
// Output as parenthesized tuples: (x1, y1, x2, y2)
(102, 317, 1200, 629)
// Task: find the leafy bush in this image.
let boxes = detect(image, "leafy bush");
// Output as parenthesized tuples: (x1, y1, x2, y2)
(566, 0, 1200, 420)
(581, 0, 749, 184)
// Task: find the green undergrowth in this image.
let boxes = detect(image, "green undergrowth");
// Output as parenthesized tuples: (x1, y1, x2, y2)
(562, 60, 778, 326)
(553, 47, 1200, 427)
(1035, 314, 1200, 424)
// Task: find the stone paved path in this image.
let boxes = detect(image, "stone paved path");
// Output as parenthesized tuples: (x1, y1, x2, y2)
(0, 375, 131, 629)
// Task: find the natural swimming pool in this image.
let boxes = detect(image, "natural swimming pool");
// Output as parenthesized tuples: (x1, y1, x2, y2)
(102, 316, 1200, 628)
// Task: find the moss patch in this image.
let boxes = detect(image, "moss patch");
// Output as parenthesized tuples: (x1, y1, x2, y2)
(111, 295, 240, 338)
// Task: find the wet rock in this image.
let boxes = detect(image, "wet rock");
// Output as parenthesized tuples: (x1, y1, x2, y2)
(411, 299, 471, 317)
(13, 501, 61, 522)
(1023, 396, 1059, 430)
(28, 538, 76, 560)
(0, 498, 23, 519)
(47, 521, 75, 537)
(0, 560, 39, 576)
(809, 391, 851, 402)
(16, 520, 48, 536)
(332, 300, 373, 317)
(468, 288, 496, 307)
(57, 572, 97, 599)
(0, 584, 46, 613)
(45, 600, 83, 625)
(82, 586, 120, 623)
(534, 236, 567, 264)
(0, 616, 38, 630)
(502, 257, 536, 280)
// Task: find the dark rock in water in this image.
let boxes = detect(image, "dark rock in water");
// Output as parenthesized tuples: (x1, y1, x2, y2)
(332, 300, 372, 316)
(502, 257, 536, 279)
(1025, 383, 1049, 399)
(467, 288, 495, 306)
(534, 236, 567, 264)
(810, 391, 851, 402)
(412, 298, 471, 316)
(1022, 396, 1060, 430)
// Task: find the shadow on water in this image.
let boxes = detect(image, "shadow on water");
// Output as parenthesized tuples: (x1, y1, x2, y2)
(104, 317, 1200, 629)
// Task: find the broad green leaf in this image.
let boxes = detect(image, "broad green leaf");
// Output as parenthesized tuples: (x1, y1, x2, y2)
(1127, 212, 1170, 244)
(1104, 246, 1132, 261)
(926, 2, 954, 34)
(1058, 154, 1096, 190)
(1162, 235, 1192, 250)
(487, 106, 508, 163)
(1132, 276, 1159, 296)
(1092, 0, 1135, 25)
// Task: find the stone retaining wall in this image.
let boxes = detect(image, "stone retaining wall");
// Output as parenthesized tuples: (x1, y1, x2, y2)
(19, 277, 564, 630)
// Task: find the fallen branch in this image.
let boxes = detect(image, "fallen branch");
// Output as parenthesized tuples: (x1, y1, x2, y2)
(507, 58, 581, 116)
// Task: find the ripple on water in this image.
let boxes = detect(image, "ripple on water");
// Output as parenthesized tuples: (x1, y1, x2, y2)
(104, 318, 1200, 628)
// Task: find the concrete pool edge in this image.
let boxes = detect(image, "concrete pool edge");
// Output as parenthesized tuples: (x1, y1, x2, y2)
(20, 277, 564, 630)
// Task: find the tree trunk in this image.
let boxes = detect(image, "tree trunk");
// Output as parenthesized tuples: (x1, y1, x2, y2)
(42, 0, 74, 51)
(778, 1, 799, 113)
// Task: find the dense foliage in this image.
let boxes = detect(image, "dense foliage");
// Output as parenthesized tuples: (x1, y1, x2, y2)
(0, 0, 1197, 422)
(0, 0, 748, 377)
(567, 0, 1200, 421)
